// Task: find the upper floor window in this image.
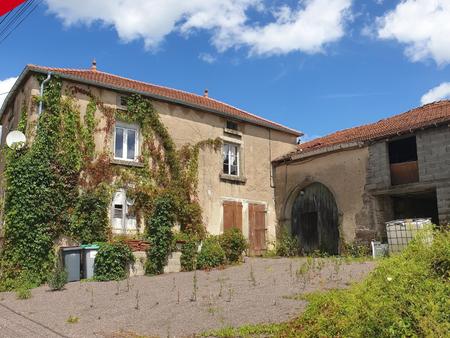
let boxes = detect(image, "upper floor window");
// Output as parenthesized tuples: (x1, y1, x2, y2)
(114, 122, 139, 161)
(388, 136, 417, 164)
(223, 143, 239, 176)
(226, 120, 238, 131)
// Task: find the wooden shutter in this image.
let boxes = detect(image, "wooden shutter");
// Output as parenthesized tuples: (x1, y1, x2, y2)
(223, 201, 242, 231)
(249, 204, 266, 256)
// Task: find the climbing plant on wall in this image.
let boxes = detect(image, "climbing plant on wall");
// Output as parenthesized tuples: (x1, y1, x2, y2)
(0, 77, 221, 286)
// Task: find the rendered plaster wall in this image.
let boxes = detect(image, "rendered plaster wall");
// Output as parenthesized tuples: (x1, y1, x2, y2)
(273, 147, 374, 244)
(1, 76, 297, 243)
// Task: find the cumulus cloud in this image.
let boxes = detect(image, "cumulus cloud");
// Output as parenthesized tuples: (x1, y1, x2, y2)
(0, 77, 18, 108)
(44, 0, 352, 56)
(376, 0, 450, 65)
(421, 82, 450, 105)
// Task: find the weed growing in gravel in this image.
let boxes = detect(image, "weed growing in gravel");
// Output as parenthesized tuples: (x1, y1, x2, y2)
(226, 287, 232, 302)
(90, 288, 94, 308)
(135, 290, 140, 310)
(16, 287, 31, 300)
(190, 271, 198, 302)
(115, 280, 120, 295)
(67, 315, 79, 324)
(249, 264, 256, 286)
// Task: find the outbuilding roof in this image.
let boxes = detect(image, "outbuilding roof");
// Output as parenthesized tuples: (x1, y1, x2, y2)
(1, 64, 301, 136)
(276, 100, 450, 162)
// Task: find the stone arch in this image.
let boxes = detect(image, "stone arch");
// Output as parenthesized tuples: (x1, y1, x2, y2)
(289, 182, 339, 255)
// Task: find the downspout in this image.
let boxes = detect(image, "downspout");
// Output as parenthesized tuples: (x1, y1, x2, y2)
(38, 72, 52, 116)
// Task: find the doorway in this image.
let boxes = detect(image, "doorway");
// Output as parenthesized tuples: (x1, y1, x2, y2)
(291, 182, 339, 255)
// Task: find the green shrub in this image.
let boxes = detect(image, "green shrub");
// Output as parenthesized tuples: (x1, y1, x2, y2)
(47, 259, 68, 291)
(341, 240, 371, 258)
(94, 242, 135, 281)
(219, 228, 248, 263)
(174, 231, 199, 271)
(13, 271, 40, 299)
(280, 230, 450, 337)
(145, 195, 176, 275)
(197, 236, 226, 270)
(276, 231, 299, 257)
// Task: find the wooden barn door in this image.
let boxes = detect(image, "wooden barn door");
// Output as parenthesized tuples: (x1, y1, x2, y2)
(249, 204, 266, 256)
(223, 201, 242, 231)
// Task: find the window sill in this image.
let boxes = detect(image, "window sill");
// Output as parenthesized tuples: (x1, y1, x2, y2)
(220, 173, 247, 184)
(110, 158, 145, 168)
(223, 128, 242, 137)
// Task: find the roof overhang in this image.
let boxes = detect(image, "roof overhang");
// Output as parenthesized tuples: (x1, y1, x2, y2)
(1, 65, 302, 137)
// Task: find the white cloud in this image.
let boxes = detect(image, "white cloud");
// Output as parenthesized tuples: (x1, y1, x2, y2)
(45, 0, 352, 56)
(376, 0, 450, 65)
(199, 53, 217, 64)
(421, 82, 450, 105)
(0, 77, 18, 109)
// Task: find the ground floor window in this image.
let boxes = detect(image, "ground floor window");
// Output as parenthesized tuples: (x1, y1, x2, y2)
(112, 189, 137, 234)
(223, 200, 243, 231)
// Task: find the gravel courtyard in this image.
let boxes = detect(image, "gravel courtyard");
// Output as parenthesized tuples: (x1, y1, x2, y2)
(0, 257, 375, 338)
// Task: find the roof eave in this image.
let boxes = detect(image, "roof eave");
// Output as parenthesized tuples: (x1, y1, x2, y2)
(5, 66, 302, 137)
(273, 141, 365, 164)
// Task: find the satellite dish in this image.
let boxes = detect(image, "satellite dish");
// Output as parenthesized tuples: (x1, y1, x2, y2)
(6, 130, 26, 149)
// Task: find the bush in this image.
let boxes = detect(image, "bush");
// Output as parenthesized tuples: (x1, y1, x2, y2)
(94, 242, 134, 281)
(174, 231, 199, 271)
(47, 259, 68, 291)
(197, 236, 226, 270)
(276, 231, 299, 257)
(219, 228, 247, 263)
(341, 240, 371, 258)
(145, 195, 176, 275)
(280, 230, 450, 337)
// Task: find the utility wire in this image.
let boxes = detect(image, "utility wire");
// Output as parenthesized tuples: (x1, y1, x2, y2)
(0, 0, 42, 45)
(0, 0, 34, 38)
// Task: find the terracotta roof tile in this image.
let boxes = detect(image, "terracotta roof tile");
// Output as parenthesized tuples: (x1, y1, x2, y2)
(26, 65, 301, 136)
(280, 100, 450, 160)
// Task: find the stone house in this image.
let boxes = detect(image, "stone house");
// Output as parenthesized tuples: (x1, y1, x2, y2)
(273, 101, 450, 254)
(0, 63, 300, 255)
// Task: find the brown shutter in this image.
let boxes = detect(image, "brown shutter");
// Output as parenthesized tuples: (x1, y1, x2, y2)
(223, 201, 243, 231)
(234, 202, 243, 231)
(249, 203, 266, 256)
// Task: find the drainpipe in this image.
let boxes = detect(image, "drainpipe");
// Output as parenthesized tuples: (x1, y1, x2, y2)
(38, 72, 52, 116)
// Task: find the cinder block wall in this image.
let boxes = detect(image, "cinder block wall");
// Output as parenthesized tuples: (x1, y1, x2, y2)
(366, 126, 450, 225)
(366, 141, 390, 190)
(416, 126, 450, 224)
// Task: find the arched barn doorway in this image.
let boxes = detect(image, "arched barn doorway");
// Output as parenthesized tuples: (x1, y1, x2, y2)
(291, 182, 339, 255)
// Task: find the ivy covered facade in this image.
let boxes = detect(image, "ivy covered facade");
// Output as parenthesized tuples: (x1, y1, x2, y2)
(0, 64, 299, 280)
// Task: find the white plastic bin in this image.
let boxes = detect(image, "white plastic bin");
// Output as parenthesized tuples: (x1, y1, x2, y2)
(386, 218, 432, 253)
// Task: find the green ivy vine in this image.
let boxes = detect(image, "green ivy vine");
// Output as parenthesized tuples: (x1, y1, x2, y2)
(0, 77, 221, 286)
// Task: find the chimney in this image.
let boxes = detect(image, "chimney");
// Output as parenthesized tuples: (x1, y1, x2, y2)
(203, 89, 209, 98)
(91, 58, 97, 71)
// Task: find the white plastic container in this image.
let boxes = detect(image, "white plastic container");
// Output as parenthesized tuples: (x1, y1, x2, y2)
(386, 218, 432, 253)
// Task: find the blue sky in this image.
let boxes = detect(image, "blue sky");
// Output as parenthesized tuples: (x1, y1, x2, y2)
(1, 0, 450, 140)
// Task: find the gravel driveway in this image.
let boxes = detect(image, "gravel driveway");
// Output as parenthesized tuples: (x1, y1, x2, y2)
(0, 257, 375, 338)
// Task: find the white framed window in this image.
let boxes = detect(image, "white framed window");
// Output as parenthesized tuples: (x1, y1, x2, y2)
(114, 122, 139, 161)
(223, 143, 239, 176)
(112, 189, 137, 234)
